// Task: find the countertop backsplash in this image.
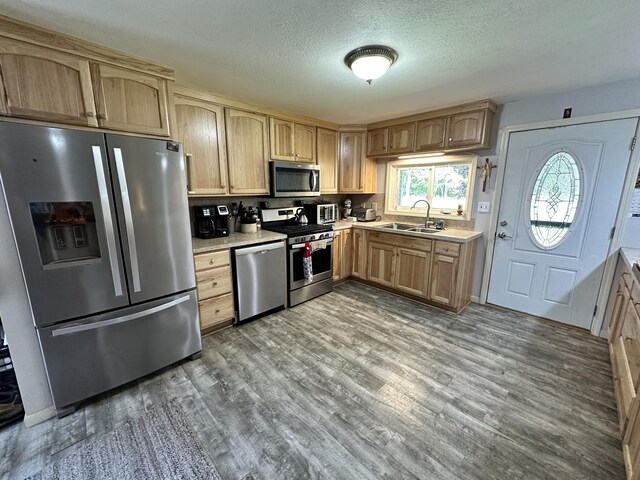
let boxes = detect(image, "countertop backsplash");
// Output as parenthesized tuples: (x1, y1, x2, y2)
(364, 193, 477, 231)
(188, 193, 476, 234)
(188, 194, 375, 236)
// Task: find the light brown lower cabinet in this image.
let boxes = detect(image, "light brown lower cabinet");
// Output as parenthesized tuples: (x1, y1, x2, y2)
(364, 230, 433, 299)
(193, 249, 235, 334)
(332, 229, 353, 282)
(606, 255, 640, 479)
(395, 248, 430, 298)
(351, 228, 367, 278)
(356, 229, 475, 312)
(333, 230, 343, 282)
(430, 253, 458, 305)
(367, 242, 396, 288)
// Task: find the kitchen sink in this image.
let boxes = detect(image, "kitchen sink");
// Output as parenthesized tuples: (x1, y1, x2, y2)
(406, 227, 441, 233)
(378, 223, 420, 231)
(377, 223, 442, 234)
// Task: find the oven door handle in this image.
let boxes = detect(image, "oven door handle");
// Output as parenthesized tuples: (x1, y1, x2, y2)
(291, 239, 333, 250)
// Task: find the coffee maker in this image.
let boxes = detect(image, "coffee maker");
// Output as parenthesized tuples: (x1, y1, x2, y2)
(194, 205, 230, 239)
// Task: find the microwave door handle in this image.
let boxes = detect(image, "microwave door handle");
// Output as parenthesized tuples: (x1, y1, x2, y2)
(309, 171, 317, 192)
(92, 146, 124, 297)
(113, 147, 141, 293)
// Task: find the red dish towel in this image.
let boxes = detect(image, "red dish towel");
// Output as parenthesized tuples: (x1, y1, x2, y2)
(303, 241, 313, 284)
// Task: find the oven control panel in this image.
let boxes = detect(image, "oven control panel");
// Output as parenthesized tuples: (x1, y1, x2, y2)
(289, 231, 334, 245)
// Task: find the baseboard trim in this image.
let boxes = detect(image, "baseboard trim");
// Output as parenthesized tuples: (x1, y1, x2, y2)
(23, 405, 56, 427)
(471, 295, 480, 303)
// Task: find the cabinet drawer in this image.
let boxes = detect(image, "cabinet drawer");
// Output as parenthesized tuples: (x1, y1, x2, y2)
(199, 293, 234, 329)
(612, 338, 636, 432)
(196, 266, 233, 300)
(366, 230, 432, 251)
(434, 241, 460, 257)
(194, 250, 230, 271)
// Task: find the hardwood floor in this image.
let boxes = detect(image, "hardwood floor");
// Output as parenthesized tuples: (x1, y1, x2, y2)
(1, 281, 624, 479)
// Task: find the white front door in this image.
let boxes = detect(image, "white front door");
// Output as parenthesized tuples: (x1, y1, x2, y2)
(487, 119, 638, 328)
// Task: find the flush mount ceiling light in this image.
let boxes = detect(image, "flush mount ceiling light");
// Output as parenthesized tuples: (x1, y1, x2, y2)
(344, 45, 398, 84)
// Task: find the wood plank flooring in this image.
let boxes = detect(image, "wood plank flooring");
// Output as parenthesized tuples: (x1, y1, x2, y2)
(0, 281, 624, 479)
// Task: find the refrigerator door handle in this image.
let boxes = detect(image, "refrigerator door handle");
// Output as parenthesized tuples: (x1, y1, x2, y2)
(92, 146, 124, 297)
(113, 147, 141, 293)
(51, 295, 191, 336)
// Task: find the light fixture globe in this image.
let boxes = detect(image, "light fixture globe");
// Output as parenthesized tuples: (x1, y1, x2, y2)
(344, 45, 398, 84)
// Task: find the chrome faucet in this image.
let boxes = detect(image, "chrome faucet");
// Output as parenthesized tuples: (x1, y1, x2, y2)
(411, 199, 432, 228)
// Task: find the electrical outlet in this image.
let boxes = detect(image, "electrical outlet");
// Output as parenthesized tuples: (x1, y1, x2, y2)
(478, 202, 491, 213)
(372, 202, 378, 211)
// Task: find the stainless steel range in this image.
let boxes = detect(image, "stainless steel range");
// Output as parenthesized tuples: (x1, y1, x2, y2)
(261, 207, 333, 306)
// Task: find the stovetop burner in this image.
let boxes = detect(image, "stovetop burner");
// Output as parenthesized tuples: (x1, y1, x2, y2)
(262, 223, 333, 236)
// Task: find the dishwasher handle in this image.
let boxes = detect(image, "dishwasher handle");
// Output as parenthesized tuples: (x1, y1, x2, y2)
(235, 241, 284, 257)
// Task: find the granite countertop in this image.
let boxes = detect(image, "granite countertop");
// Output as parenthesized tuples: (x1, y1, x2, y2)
(192, 230, 287, 254)
(333, 220, 482, 243)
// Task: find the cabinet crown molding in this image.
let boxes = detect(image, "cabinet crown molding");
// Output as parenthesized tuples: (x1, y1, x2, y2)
(0, 14, 175, 80)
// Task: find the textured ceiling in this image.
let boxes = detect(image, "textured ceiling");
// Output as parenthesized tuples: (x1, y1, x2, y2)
(0, 0, 639, 124)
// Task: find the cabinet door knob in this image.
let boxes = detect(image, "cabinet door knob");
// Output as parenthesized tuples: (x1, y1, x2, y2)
(210, 259, 216, 264)
(212, 282, 218, 286)
(449, 137, 453, 141)
(86, 111, 95, 118)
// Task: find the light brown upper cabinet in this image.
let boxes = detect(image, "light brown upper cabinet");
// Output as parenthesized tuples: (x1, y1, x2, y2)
(270, 118, 293, 160)
(294, 123, 315, 162)
(339, 131, 377, 193)
(172, 95, 228, 196)
(365, 100, 495, 156)
(269, 117, 316, 162)
(388, 123, 415, 154)
(445, 110, 486, 148)
(317, 128, 338, 194)
(91, 63, 170, 136)
(367, 128, 388, 156)
(225, 108, 270, 195)
(416, 117, 446, 151)
(0, 37, 98, 127)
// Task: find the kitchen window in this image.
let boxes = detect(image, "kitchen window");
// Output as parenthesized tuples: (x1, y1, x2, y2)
(385, 155, 477, 220)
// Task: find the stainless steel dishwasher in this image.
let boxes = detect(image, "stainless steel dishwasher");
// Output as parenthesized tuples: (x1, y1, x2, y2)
(233, 241, 286, 323)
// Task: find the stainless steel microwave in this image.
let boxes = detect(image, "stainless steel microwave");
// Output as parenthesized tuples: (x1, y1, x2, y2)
(270, 161, 320, 197)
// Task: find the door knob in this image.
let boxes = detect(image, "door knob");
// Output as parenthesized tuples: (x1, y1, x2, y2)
(497, 232, 512, 239)
(500, 220, 508, 226)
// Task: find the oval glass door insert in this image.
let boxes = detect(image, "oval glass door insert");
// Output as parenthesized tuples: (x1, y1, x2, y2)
(529, 151, 581, 248)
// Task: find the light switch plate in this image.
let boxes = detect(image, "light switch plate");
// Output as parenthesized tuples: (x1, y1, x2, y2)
(478, 202, 491, 213)
(372, 202, 378, 211)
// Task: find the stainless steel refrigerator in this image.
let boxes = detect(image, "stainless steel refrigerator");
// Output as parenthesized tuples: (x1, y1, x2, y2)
(0, 121, 201, 417)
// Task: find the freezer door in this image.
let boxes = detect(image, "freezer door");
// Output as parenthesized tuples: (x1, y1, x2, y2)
(0, 122, 129, 326)
(105, 134, 195, 304)
(38, 289, 201, 412)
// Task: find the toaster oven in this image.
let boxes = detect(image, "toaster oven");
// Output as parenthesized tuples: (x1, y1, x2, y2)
(305, 203, 338, 225)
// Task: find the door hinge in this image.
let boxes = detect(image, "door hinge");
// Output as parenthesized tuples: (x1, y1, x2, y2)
(593, 305, 598, 317)
(631, 136, 637, 152)
(610, 226, 616, 239)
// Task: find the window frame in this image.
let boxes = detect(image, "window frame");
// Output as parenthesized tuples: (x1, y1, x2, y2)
(384, 154, 478, 220)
